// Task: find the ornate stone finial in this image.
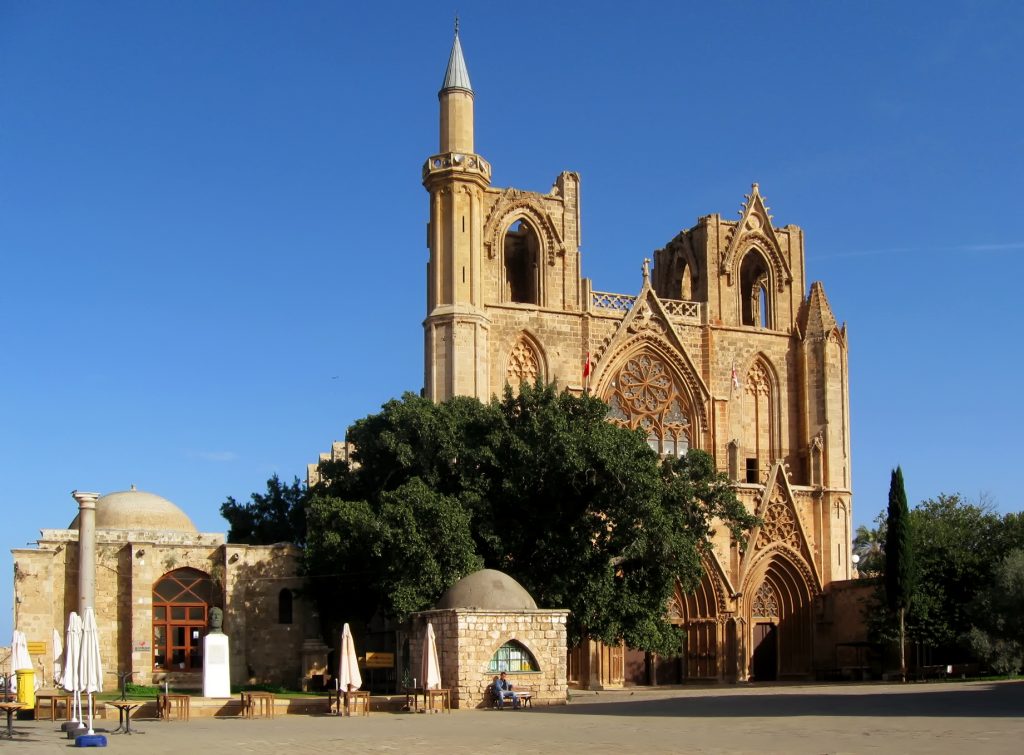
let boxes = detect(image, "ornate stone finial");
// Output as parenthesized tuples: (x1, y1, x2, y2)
(454, 14, 459, 36)
(642, 257, 651, 283)
(752, 182, 759, 193)
(130, 483, 137, 491)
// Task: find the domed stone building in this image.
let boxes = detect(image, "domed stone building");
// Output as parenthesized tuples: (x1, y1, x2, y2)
(409, 569, 568, 708)
(12, 486, 314, 690)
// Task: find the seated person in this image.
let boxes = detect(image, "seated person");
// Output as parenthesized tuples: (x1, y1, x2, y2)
(493, 671, 520, 709)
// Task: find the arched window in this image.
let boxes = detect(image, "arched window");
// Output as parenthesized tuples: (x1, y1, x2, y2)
(506, 335, 542, 390)
(739, 250, 772, 328)
(740, 357, 777, 477)
(152, 567, 215, 672)
(278, 589, 293, 624)
(605, 353, 693, 457)
(503, 219, 540, 304)
(488, 640, 539, 673)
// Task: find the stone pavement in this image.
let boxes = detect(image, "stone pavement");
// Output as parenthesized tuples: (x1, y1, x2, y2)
(5, 680, 1023, 754)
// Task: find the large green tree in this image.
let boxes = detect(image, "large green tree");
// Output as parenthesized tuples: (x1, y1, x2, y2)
(303, 383, 755, 656)
(220, 474, 309, 546)
(967, 548, 1024, 675)
(866, 492, 1024, 669)
(885, 466, 915, 681)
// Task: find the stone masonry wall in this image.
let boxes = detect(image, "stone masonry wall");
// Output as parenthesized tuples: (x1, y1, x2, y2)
(411, 608, 568, 709)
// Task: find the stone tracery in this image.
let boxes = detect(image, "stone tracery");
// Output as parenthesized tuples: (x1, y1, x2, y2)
(507, 338, 540, 386)
(752, 582, 779, 617)
(756, 491, 802, 551)
(604, 352, 691, 456)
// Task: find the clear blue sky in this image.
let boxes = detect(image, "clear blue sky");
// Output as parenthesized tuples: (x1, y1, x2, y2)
(2, 1, 1021, 641)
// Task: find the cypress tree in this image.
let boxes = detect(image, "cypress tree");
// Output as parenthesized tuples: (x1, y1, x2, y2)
(885, 466, 915, 682)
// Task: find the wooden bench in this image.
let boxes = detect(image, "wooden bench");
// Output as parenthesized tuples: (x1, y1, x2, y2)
(487, 684, 532, 709)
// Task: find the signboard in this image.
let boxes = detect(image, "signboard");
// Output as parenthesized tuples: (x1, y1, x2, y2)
(363, 652, 394, 669)
(133, 642, 151, 653)
(27, 641, 46, 655)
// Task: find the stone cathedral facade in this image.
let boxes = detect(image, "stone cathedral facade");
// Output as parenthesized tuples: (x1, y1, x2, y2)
(422, 32, 857, 685)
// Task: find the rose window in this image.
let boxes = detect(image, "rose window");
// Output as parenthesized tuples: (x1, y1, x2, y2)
(756, 500, 801, 550)
(605, 353, 691, 457)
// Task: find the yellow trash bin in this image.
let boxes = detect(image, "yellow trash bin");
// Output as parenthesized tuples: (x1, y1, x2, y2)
(15, 669, 35, 709)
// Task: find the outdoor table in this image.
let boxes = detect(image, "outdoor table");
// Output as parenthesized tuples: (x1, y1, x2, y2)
(425, 688, 451, 714)
(0, 701, 24, 738)
(106, 699, 147, 734)
(243, 691, 275, 718)
(34, 691, 72, 720)
(158, 693, 190, 721)
(339, 689, 369, 716)
(403, 687, 425, 713)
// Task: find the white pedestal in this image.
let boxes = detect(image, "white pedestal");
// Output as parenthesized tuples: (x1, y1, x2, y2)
(203, 633, 231, 698)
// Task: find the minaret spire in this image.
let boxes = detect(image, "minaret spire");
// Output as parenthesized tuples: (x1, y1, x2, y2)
(441, 20, 473, 94)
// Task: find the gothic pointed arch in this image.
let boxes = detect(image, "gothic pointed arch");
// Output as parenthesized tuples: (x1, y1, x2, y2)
(672, 559, 727, 680)
(736, 353, 781, 481)
(504, 331, 546, 389)
(598, 343, 702, 456)
(482, 190, 566, 267)
(657, 230, 703, 301)
(592, 291, 710, 441)
(739, 464, 821, 591)
(741, 547, 817, 679)
(720, 184, 792, 291)
(738, 246, 774, 328)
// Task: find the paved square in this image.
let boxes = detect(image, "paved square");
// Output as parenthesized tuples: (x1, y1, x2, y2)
(7, 681, 1023, 754)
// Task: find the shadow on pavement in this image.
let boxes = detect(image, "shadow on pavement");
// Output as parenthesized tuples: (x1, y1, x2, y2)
(536, 682, 1024, 719)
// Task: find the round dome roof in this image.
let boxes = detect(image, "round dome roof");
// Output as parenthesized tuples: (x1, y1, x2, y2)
(69, 486, 198, 533)
(434, 569, 538, 611)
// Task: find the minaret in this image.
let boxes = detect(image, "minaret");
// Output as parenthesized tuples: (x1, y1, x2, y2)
(422, 24, 492, 402)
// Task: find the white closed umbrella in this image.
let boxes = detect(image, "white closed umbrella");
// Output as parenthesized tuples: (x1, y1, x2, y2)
(421, 622, 442, 690)
(11, 631, 32, 672)
(59, 612, 83, 725)
(79, 608, 103, 735)
(10, 630, 32, 693)
(52, 628, 63, 686)
(338, 623, 362, 693)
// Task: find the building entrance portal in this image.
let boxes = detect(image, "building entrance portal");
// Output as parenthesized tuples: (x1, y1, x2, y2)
(752, 622, 777, 681)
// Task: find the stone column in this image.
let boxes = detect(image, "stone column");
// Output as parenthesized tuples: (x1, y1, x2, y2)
(72, 490, 100, 613)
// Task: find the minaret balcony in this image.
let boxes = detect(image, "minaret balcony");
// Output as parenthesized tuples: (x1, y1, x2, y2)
(422, 152, 492, 184)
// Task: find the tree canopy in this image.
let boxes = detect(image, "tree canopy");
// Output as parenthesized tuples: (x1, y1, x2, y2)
(220, 474, 309, 546)
(867, 491, 1024, 671)
(302, 383, 755, 655)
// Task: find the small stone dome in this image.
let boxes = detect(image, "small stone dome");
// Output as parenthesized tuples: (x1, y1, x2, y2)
(434, 569, 538, 611)
(69, 486, 198, 533)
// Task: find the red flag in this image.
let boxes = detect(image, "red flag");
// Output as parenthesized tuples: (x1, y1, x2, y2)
(583, 352, 592, 379)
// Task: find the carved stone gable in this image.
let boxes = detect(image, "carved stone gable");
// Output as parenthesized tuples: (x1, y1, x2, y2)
(720, 184, 792, 289)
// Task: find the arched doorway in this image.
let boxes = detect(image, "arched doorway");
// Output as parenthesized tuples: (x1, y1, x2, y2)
(152, 567, 215, 672)
(679, 569, 720, 680)
(751, 622, 778, 680)
(745, 553, 816, 680)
